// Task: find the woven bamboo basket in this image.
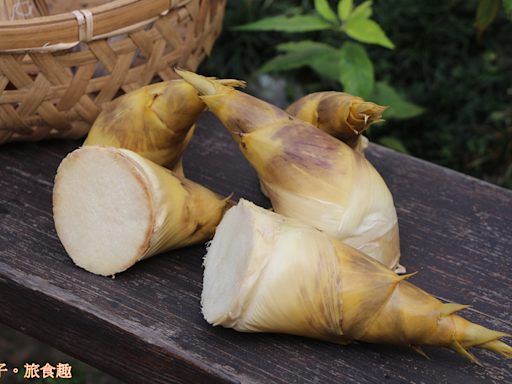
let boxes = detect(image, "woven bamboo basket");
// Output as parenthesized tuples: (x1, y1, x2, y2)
(0, 0, 226, 144)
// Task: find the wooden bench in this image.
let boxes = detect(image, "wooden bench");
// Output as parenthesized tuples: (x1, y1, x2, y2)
(1, 111, 511, 383)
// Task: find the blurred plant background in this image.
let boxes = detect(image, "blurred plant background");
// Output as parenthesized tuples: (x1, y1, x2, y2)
(199, 0, 512, 189)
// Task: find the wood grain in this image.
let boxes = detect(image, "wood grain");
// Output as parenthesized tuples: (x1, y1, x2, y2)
(0, 111, 511, 383)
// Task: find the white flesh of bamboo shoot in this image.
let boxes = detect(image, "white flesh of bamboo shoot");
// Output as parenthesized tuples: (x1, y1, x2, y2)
(53, 145, 229, 276)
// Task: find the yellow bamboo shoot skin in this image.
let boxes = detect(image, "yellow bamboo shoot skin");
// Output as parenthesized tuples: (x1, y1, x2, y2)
(285, 92, 388, 154)
(176, 69, 400, 269)
(53, 145, 230, 276)
(239, 122, 400, 269)
(202, 200, 512, 363)
(84, 78, 245, 175)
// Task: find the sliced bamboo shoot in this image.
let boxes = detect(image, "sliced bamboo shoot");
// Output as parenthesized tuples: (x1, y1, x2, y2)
(53, 145, 230, 276)
(202, 199, 512, 363)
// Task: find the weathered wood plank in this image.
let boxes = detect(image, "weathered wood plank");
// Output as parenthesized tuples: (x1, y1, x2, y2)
(0, 111, 511, 383)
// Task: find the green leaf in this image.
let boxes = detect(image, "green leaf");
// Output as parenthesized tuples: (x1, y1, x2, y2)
(309, 50, 342, 82)
(276, 40, 335, 53)
(314, 0, 338, 23)
(232, 15, 332, 32)
(344, 19, 395, 49)
(256, 43, 337, 75)
(349, 0, 373, 21)
(339, 42, 374, 99)
(259, 41, 342, 82)
(503, 0, 512, 21)
(378, 136, 410, 155)
(370, 82, 425, 120)
(474, 0, 501, 35)
(337, 0, 353, 22)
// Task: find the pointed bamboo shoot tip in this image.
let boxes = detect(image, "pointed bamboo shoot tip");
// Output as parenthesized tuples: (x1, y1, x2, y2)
(475, 339, 512, 359)
(397, 272, 418, 281)
(217, 78, 247, 89)
(174, 68, 220, 96)
(450, 340, 481, 365)
(410, 345, 430, 360)
(440, 303, 472, 318)
(224, 193, 237, 209)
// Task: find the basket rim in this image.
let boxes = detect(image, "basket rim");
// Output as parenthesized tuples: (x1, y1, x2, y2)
(0, 0, 191, 51)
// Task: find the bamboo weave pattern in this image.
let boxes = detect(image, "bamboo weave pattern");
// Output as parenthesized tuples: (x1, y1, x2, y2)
(0, 0, 225, 144)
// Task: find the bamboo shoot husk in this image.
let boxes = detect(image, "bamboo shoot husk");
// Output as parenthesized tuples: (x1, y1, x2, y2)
(176, 69, 400, 269)
(285, 91, 387, 155)
(53, 145, 230, 276)
(202, 199, 512, 364)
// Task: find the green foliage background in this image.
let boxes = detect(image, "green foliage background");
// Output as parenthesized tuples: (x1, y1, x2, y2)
(199, 0, 512, 188)
(366, 0, 512, 188)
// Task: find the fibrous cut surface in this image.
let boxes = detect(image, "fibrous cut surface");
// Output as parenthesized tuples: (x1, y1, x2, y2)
(53, 146, 154, 276)
(202, 204, 253, 325)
